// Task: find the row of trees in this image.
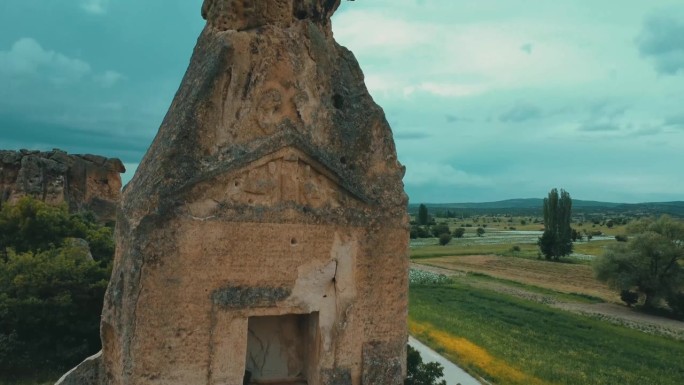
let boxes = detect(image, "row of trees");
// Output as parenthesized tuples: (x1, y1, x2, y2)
(0, 197, 114, 376)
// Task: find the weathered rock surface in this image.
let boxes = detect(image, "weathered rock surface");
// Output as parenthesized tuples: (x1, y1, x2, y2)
(0, 149, 125, 223)
(59, 1, 408, 384)
(55, 351, 103, 385)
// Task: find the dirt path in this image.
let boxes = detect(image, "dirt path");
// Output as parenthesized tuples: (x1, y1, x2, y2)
(411, 261, 684, 340)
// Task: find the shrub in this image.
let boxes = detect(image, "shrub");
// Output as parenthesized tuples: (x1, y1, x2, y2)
(571, 228, 583, 242)
(406, 345, 447, 385)
(411, 226, 430, 238)
(452, 227, 465, 238)
(476, 227, 485, 237)
(615, 235, 628, 242)
(438, 233, 452, 246)
(510, 245, 521, 253)
(431, 223, 450, 238)
(620, 290, 639, 307)
(0, 197, 114, 375)
(0, 246, 109, 374)
(667, 292, 684, 318)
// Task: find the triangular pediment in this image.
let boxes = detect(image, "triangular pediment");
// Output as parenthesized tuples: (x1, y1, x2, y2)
(190, 147, 366, 211)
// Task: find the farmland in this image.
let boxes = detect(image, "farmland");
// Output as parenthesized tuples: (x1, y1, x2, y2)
(409, 278, 684, 385)
(408, 214, 684, 385)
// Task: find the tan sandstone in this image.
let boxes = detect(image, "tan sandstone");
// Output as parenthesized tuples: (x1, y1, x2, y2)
(0, 149, 125, 223)
(58, 1, 408, 384)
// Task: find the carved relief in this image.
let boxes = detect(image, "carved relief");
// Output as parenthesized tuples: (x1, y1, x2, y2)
(227, 149, 355, 208)
(192, 148, 362, 213)
(256, 88, 285, 134)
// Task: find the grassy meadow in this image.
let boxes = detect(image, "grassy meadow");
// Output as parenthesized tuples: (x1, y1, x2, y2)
(409, 215, 684, 385)
(410, 280, 684, 385)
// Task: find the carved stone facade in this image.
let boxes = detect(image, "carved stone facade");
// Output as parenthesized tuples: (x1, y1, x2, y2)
(57, 1, 408, 384)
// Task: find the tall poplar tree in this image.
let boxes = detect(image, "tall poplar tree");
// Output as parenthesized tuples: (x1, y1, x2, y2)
(538, 188, 573, 260)
(418, 204, 429, 226)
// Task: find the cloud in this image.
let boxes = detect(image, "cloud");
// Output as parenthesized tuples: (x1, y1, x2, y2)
(404, 82, 487, 98)
(636, 13, 684, 75)
(520, 43, 533, 55)
(0, 38, 91, 82)
(81, 0, 110, 15)
(499, 103, 541, 123)
(96, 70, 125, 87)
(395, 132, 430, 140)
(578, 122, 621, 132)
(333, 10, 432, 54)
(631, 126, 663, 137)
(445, 114, 470, 123)
(664, 114, 684, 128)
(403, 162, 492, 187)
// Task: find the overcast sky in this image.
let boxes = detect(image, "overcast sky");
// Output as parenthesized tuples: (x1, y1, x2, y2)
(1, 0, 683, 203)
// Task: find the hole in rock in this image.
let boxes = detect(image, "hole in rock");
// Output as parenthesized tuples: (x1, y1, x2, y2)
(332, 94, 344, 109)
(295, 10, 308, 20)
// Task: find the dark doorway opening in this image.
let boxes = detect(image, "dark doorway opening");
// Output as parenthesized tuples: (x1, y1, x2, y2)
(245, 313, 319, 384)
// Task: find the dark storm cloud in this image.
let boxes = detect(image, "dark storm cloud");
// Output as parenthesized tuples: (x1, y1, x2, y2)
(0, 114, 150, 162)
(636, 12, 684, 75)
(498, 103, 541, 123)
(0, 0, 204, 162)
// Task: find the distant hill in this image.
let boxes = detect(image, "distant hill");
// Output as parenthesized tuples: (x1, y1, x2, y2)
(409, 199, 684, 217)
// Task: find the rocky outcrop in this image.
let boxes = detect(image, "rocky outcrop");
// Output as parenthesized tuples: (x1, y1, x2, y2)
(59, 1, 408, 384)
(0, 149, 125, 223)
(55, 351, 103, 385)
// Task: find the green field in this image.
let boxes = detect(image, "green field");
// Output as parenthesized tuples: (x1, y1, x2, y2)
(410, 281, 684, 385)
(411, 232, 616, 265)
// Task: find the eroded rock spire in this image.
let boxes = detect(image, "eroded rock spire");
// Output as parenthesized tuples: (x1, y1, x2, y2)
(57, 1, 408, 384)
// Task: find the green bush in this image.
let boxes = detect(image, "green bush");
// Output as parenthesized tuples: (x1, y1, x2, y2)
(411, 226, 431, 239)
(438, 233, 452, 246)
(620, 290, 639, 307)
(0, 197, 114, 376)
(595, 216, 684, 310)
(431, 223, 450, 238)
(406, 345, 446, 385)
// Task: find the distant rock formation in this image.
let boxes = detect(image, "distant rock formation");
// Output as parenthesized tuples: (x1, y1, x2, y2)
(0, 149, 125, 223)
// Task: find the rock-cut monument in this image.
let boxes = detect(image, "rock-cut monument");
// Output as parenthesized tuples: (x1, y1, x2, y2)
(57, 1, 409, 384)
